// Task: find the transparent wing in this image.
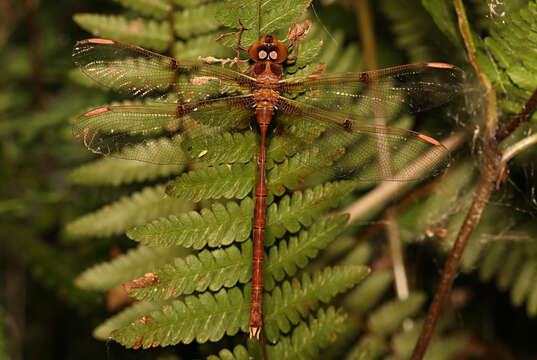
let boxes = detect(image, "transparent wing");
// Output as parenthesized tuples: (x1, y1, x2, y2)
(72, 38, 257, 102)
(73, 95, 256, 165)
(279, 62, 464, 120)
(275, 96, 450, 182)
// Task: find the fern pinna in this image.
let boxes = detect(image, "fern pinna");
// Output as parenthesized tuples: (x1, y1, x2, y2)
(66, 0, 474, 358)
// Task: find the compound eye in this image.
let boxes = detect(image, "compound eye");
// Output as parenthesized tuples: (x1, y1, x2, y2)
(269, 50, 278, 60)
(258, 50, 268, 60)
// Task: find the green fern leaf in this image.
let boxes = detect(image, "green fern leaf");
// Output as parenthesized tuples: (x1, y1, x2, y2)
(266, 307, 347, 360)
(73, 14, 171, 52)
(263, 265, 369, 342)
(166, 163, 254, 201)
(111, 286, 250, 348)
(511, 260, 537, 307)
(174, 2, 224, 38)
(478, 240, 508, 282)
(381, 0, 445, 62)
(207, 344, 251, 360)
(173, 32, 235, 60)
(216, 0, 312, 48)
(68, 138, 185, 186)
(367, 292, 426, 336)
(182, 131, 256, 167)
(264, 214, 350, 290)
(285, 35, 324, 75)
(127, 197, 252, 248)
(75, 245, 187, 290)
(208, 307, 347, 360)
(479, 0, 537, 119)
(344, 269, 394, 315)
(112, 265, 364, 348)
(126, 215, 349, 301)
(124, 242, 251, 301)
(421, 0, 462, 47)
(267, 146, 343, 196)
(527, 281, 537, 317)
(391, 320, 469, 360)
(66, 185, 193, 237)
(113, 0, 171, 19)
(94, 300, 169, 340)
(265, 181, 356, 246)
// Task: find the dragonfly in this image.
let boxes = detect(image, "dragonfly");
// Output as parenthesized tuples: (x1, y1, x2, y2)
(72, 31, 463, 339)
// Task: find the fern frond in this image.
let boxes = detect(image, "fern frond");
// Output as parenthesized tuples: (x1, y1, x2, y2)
(267, 147, 340, 196)
(421, 0, 462, 48)
(94, 300, 168, 339)
(166, 163, 254, 201)
(265, 181, 356, 246)
(344, 269, 394, 315)
(475, 229, 537, 317)
(75, 245, 187, 290)
(318, 31, 361, 73)
(183, 131, 256, 167)
(392, 332, 469, 360)
(73, 14, 171, 52)
(69, 138, 185, 185)
(208, 307, 347, 360)
(111, 286, 250, 348)
(263, 265, 369, 342)
(124, 242, 251, 301)
(479, 0, 537, 119)
(173, 3, 224, 38)
(112, 265, 364, 348)
(264, 214, 350, 290)
(173, 32, 234, 60)
(381, 0, 446, 62)
(367, 292, 426, 336)
(127, 197, 252, 248)
(113, 0, 171, 19)
(126, 215, 350, 302)
(285, 35, 324, 75)
(216, 0, 312, 48)
(66, 185, 193, 238)
(266, 307, 347, 360)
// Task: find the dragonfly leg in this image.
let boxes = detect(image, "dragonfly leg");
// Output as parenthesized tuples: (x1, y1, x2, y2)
(216, 19, 248, 72)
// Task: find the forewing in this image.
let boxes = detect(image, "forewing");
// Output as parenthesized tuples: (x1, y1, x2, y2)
(72, 38, 257, 102)
(73, 95, 256, 165)
(275, 96, 450, 182)
(279, 62, 464, 120)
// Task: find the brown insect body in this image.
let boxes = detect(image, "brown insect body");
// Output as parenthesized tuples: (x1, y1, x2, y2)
(248, 34, 288, 339)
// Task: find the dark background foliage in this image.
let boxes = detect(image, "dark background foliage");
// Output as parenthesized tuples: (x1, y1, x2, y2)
(2, 0, 537, 359)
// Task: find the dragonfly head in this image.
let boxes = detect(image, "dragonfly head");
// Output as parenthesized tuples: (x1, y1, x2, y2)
(248, 34, 288, 64)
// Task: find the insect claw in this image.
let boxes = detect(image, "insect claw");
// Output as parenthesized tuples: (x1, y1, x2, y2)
(249, 326, 261, 340)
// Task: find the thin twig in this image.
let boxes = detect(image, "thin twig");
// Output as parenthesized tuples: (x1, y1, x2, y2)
(501, 133, 537, 164)
(496, 87, 537, 143)
(411, 2, 500, 358)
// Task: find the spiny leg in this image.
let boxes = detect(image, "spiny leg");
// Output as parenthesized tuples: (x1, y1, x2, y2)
(216, 19, 248, 72)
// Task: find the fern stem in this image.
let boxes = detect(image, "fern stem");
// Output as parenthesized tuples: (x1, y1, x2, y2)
(453, 0, 497, 138)
(496, 87, 537, 143)
(411, 2, 501, 358)
(356, 0, 378, 70)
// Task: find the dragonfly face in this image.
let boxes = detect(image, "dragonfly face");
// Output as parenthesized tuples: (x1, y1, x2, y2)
(73, 33, 463, 340)
(248, 34, 288, 82)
